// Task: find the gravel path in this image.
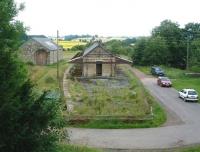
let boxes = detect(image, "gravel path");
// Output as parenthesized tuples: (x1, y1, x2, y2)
(67, 65, 200, 150)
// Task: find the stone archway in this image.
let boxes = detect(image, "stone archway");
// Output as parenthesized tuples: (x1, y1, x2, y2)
(35, 49, 48, 65)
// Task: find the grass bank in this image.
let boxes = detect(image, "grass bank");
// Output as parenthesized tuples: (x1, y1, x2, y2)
(28, 51, 78, 91)
(57, 143, 102, 152)
(179, 145, 200, 152)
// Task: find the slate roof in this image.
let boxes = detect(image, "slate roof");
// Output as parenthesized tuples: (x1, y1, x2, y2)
(69, 41, 132, 64)
(28, 35, 47, 39)
(32, 37, 59, 51)
(83, 42, 100, 56)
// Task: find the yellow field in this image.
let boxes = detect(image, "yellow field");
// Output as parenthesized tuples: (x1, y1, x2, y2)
(56, 40, 87, 49)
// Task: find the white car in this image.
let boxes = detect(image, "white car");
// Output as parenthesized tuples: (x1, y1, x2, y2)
(179, 89, 198, 102)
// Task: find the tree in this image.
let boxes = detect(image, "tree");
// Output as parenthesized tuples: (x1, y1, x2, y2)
(184, 22, 200, 40)
(152, 20, 186, 68)
(0, 1, 64, 152)
(143, 36, 168, 65)
(132, 37, 148, 65)
(104, 40, 134, 56)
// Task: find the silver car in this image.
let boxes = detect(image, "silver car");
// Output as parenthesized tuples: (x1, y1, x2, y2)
(179, 89, 198, 102)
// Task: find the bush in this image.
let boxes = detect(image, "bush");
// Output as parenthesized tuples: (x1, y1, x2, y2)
(190, 65, 200, 73)
(45, 76, 56, 84)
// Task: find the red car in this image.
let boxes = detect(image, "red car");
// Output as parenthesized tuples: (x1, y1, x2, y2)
(157, 77, 172, 87)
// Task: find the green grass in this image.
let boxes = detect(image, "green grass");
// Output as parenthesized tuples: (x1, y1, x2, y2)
(173, 78, 200, 94)
(57, 143, 101, 152)
(135, 65, 185, 78)
(28, 51, 78, 91)
(136, 65, 200, 99)
(67, 66, 166, 128)
(180, 146, 200, 152)
(57, 143, 200, 152)
(68, 68, 150, 117)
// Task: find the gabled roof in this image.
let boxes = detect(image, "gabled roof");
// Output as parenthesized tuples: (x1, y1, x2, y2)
(69, 41, 132, 64)
(83, 42, 100, 56)
(28, 35, 47, 39)
(32, 37, 59, 51)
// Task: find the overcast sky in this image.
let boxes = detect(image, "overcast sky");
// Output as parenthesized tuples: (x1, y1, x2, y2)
(15, 0, 200, 37)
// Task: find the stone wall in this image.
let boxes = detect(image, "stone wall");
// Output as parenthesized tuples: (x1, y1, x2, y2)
(49, 49, 63, 64)
(83, 64, 96, 77)
(102, 64, 115, 77)
(20, 39, 63, 65)
(82, 46, 116, 77)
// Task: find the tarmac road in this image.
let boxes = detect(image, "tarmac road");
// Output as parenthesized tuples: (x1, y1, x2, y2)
(67, 66, 200, 150)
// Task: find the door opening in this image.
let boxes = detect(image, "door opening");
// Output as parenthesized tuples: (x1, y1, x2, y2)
(96, 62, 102, 76)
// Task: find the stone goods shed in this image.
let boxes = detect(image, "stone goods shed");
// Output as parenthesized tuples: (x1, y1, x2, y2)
(69, 41, 132, 77)
(20, 37, 63, 65)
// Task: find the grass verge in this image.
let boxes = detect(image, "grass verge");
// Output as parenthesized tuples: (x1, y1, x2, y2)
(57, 143, 102, 152)
(179, 145, 200, 152)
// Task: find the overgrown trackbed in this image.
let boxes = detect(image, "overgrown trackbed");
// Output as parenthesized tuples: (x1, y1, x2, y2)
(67, 65, 200, 150)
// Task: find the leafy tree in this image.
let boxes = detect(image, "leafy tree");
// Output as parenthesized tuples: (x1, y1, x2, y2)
(0, 1, 64, 152)
(152, 20, 186, 68)
(184, 22, 200, 40)
(132, 37, 148, 65)
(189, 38, 200, 71)
(104, 40, 134, 56)
(143, 36, 168, 65)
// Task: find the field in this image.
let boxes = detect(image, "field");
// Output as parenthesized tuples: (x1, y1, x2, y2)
(67, 66, 166, 128)
(28, 51, 79, 91)
(136, 66, 200, 99)
(57, 40, 87, 49)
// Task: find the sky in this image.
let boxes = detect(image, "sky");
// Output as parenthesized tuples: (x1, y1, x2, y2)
(15, 0, 200, 37)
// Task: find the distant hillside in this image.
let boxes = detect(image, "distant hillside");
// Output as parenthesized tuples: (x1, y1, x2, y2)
(64, 35, 92, 41)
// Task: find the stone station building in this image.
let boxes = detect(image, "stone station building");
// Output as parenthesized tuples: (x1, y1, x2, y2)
(69, 41, 132, 77)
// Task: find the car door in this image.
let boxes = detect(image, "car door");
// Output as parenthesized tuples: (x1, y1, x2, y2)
(179, 90, 185, 98)
(182, 90, 187, 98)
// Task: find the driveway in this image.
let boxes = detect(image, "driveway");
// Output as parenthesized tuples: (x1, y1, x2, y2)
(67, 65, 200, 150)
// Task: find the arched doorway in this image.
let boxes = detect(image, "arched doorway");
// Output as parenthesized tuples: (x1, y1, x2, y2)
(35, 50, 48, 65)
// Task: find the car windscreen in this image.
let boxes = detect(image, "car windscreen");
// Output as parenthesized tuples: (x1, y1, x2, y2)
(155, 68, 162, 71)
(188, 91, 197, 95)
(161, 78, 169, 81)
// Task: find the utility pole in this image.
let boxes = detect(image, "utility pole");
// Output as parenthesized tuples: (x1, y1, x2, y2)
(56, 30, 59, 80)
(186, 37, 189, 71)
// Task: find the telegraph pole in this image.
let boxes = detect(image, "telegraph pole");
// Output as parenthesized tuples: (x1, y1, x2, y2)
(186, 37, 190, 71)
(56, 30, 59, 80)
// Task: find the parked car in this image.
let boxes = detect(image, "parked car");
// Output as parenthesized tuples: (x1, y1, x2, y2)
(178, 89, 198, 102)
(151, 66, 165, 76)
(157, 77, 172, 87)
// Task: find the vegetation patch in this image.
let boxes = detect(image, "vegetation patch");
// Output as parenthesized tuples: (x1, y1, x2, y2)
(56, 143, 102, 152)
(28, 51, 78, 91)
(67, 66, 166, 128)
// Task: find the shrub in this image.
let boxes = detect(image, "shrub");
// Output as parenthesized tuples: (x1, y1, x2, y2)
(45, 76, 56, 84)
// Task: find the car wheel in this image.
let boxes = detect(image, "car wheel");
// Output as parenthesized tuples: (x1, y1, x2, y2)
(184, 97, 187, 102)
